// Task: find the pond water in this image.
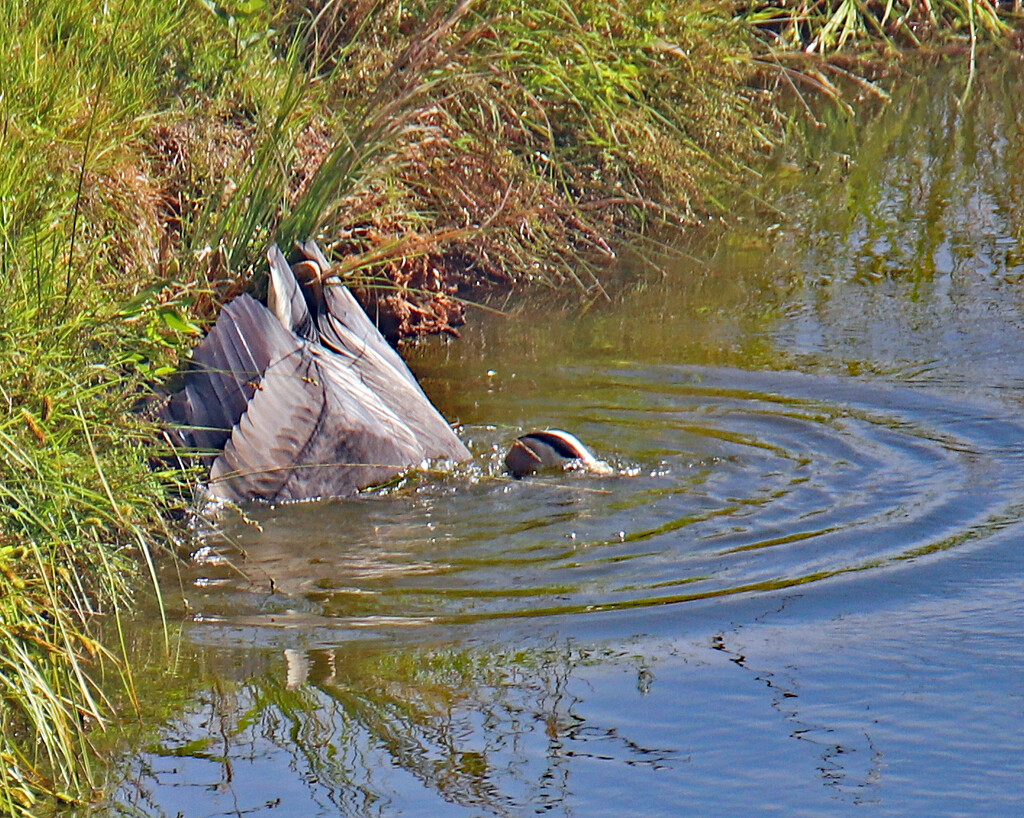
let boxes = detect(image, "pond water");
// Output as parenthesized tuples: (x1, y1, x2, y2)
(104, 59, 1024, 816)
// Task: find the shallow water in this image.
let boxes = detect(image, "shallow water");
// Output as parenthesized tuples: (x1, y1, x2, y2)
(107, 60, 1024, 816)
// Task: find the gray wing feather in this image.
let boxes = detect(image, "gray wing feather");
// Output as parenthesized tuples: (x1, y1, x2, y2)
(296, 239, 419, 387)
(164, 294, 300, 455)
(166, 244, 470, 502)
(267, 244, 317, 341)
(296, 241, 468, 462)
(209, 346, 426, 503)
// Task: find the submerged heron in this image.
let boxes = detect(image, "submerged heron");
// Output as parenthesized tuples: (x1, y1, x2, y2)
(163, 242, 608, 503)
(164, 242, 470, 503)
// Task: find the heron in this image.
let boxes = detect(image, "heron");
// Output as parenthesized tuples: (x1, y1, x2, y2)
(163, 242, 607, 503)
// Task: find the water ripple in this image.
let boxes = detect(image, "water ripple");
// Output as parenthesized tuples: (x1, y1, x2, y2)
(177, 367, 1024, 640)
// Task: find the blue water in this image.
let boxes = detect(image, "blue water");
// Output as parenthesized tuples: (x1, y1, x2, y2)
(102, 60, 1024, 817)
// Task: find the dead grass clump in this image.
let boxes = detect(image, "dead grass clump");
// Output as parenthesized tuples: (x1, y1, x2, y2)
(137, 1, 780, 338)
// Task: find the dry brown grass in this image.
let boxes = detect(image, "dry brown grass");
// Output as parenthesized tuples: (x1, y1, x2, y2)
(133, 1, 778, 337)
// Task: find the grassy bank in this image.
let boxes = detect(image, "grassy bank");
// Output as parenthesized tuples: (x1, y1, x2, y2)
(2, 0, 1022, 812)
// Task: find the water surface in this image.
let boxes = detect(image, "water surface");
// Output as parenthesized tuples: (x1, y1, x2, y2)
(106, 60, 1024, 816)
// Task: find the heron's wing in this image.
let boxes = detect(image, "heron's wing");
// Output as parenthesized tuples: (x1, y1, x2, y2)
(323, 335, 470, 463)
(296, 239, 420, 389)
(166, 245, 469, 501)
(164, 294, 300, 455)
(267, 243, 317, 341)
(209, 345, 426, 503)
(320, 283, 421, 389)
(297, 241, 469, 463)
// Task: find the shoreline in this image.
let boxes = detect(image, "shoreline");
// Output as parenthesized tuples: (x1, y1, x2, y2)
(2, 1, 1023, 812)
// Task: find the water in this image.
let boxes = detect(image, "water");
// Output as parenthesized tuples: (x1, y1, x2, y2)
(105, 60, 1024, 816)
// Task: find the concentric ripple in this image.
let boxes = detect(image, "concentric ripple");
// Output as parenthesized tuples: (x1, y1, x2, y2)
(178, 366, 1024, 638)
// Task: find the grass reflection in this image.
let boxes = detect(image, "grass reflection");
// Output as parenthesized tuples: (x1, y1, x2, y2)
(106, 637, 677, 817)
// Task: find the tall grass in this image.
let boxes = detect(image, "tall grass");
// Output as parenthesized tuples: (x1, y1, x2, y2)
(151, 0, 776, 330)
(447, 0, 771, 284)
(256, 0, 774, 309)
(0, 0, 218, 811)
(184, 1, 481, 285)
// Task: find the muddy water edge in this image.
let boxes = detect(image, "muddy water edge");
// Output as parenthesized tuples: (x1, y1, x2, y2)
(96, 58, 1024, 816)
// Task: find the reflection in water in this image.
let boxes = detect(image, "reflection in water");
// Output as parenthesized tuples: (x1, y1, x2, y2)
(708, 627, 885, 802)
(104, 60, 1024, 816)
(110, 595, 1009, 816)
(114, 639, 682, 817)
(764, 59, 1024, 392)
